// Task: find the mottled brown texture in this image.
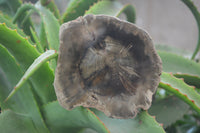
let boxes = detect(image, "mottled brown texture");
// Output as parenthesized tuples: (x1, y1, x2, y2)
(54, 14, 162, 119)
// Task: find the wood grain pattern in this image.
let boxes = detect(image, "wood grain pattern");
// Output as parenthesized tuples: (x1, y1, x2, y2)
(54, 14, 162, 119)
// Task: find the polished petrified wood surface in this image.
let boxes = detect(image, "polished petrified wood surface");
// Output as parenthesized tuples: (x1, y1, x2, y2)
(54, 14, 162, 119)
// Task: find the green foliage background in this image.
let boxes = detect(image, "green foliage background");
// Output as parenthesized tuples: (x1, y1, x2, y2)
(0, 0, 200, 133)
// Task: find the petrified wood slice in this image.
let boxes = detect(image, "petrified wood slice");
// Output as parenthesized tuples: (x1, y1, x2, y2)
(54, 14, 162, 119)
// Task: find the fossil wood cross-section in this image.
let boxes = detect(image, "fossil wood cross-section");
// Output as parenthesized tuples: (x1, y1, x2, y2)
(54, 14, 162, 119)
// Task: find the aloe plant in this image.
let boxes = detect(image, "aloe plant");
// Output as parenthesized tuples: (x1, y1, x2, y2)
(0, 0, 200, 133)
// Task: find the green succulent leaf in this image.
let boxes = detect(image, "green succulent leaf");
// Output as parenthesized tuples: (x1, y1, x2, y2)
(160, 72, 200, 115)
(7, 0, 35, 42)
(0, 110, 38, 133)
(85, 1, 136, 23)
(40, 0, 60, 19)
(155, 44, 191, 56)
(0, 22, 56, 105)
(39, 20, 49, 50)
(0, 44, 49, 132)
(5, 0, 22, 16)
(12, 3, 36, 24)
(85, 0, 123, 16)
(30, 27, 44, 53)
(91, 109, 165, 133)
(11, 2, 36, 43)
(181, 0, 200, 59)
(158, 51, 200, 77)
(116, 4, 136, 23)
(165, 113, 200, 133)
(42, 101, 109, 133)
(35, 2, 60, 51)
(0, 0, 22, 17)
(62, 0, 98, 23)
(6, 50, 58, 102)
(0, 14, 32, 42)
(13, 3, 60, 51)
(174, 74, 200, 89)
(34, 2, 60, 70)
(0, 0, 6, 4)
(158, 51, 200, 89)
(0, 0, 14, 16)
(149, 96, 190, 128)
(21, 9, 35, 26)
